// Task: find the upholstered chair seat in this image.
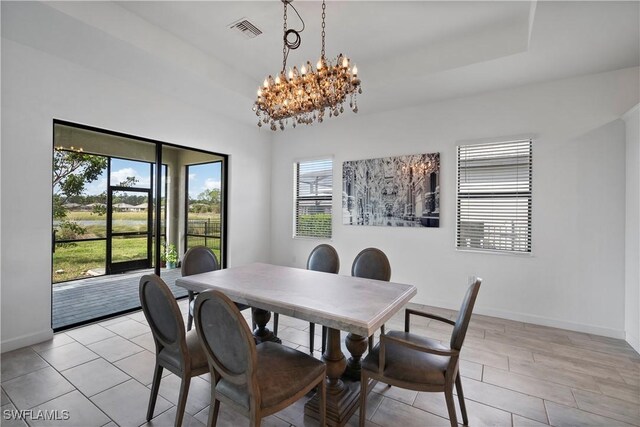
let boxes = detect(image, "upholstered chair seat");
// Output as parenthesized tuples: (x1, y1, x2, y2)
(157, 329, 208, 372)
(362, 331, 449, 385)
(215, 342, 326, 410)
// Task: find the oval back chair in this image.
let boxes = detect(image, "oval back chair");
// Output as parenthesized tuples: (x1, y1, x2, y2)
(194, 290, 327, 426)
(182, 246, 218, 331)
(139, 274, 209, 427)
(182, 246, 251, 331)
(351, 247, 391, 281)
(272, 244, 340, 354)
(351, 247, 391, 348)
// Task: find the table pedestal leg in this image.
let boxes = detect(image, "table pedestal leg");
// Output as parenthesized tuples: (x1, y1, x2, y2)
(305, 328, 361, 426)
(343, 333, 368, 381)
(251, 308, 281, 344)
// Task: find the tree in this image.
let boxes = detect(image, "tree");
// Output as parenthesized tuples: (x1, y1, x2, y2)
(197, 188, 221, 205)
(53, 150, 107, 219)
(193, 188, 221, 214)
(117, 176, 139, 188)
(53, 150, 107, 240)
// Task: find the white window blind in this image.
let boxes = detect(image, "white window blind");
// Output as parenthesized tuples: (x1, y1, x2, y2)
(294, 158, 333, 238)
(456, 140, 532, 253)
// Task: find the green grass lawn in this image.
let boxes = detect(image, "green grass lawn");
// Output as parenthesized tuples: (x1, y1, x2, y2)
(53, 237, 148, 282)
(59, 211, 220, 238)
(53, 211, 222, 282)
(53, 236, 222, 283)
(53, 240, 108, 282)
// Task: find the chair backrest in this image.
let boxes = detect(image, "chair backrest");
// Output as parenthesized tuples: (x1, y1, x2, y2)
(307, 244, 340, 274)
(450, 277, 482, 351)
(182, 246, 219, 277)
(139, 274, 187, 354)
(194, 290, 257, 385)
(351, 247, 391, 281)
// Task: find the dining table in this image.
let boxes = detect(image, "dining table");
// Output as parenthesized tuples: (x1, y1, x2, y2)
(176, 262, 417, 426)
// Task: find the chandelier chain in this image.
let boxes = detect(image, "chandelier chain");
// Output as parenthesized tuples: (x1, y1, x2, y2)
(321, 0, 326, 58)
(282, 2, 288, 73)
(282, 1, 305, 73)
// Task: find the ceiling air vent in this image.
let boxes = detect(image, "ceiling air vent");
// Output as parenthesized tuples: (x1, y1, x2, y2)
(229, 18, 262, 39)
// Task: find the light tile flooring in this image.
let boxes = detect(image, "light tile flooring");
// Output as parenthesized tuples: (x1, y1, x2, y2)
(1, 300, 639, 427)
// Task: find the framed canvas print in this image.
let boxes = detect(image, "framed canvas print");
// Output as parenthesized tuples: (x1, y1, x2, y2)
(342, 153, 439, 227)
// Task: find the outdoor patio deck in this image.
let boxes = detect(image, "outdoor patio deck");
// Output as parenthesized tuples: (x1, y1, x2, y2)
(52, 268, 186, 329)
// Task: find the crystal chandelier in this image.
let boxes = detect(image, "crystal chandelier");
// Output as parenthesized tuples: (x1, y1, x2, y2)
(253, 0, 362, 130)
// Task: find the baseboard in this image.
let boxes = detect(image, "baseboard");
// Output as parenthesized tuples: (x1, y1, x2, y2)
(1, 329, 54, 353)
(626, 332, 640, 354)
(419, 298, 626, 339)
(476, 306, 626, 339)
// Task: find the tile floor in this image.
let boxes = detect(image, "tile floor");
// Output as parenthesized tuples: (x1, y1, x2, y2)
(1, 299, 639, 426)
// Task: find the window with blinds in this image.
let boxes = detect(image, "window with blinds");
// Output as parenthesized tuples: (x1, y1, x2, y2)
(294, 158, 333, 238)
(456, 139, 532, 253)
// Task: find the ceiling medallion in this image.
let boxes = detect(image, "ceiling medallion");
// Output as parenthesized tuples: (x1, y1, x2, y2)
(253, 0, 362, 131)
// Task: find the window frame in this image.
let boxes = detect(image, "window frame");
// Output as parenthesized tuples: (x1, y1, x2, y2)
(455, 139, 533, 255)
(293, 157, 334, 239)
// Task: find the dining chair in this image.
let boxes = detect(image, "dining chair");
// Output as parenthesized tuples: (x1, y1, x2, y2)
(359, 277, 482, 427)
(139, 274, 210, 427)
(272, 244, 340, 354)
(182, 246, 251, 331)
(194, 290, 327, 427)
(351, 247, 391, 349)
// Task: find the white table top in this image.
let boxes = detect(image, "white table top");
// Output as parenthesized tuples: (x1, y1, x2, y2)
(176, 263, 417, 337)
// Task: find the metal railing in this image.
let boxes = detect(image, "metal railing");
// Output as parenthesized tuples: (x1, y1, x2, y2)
(186, 219, 221, 251)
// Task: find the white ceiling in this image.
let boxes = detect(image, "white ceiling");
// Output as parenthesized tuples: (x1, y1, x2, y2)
(115, 1, 533, 80)
(2, 1, 639, 126)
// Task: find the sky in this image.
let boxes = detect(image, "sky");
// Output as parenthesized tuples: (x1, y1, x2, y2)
(83, 158, 221, 199)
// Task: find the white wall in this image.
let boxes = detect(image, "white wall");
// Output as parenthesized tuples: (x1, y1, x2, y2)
(270, 67, 639, 338)
(624, 104, 640, 352)
(0, 38, 272, 352)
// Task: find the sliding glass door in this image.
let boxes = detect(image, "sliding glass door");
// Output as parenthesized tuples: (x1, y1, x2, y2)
(52, 121, 227, 330)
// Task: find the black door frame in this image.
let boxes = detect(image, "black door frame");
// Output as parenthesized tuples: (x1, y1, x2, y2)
(51, 119, 229, 331)
(106, 185, 153, 274)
